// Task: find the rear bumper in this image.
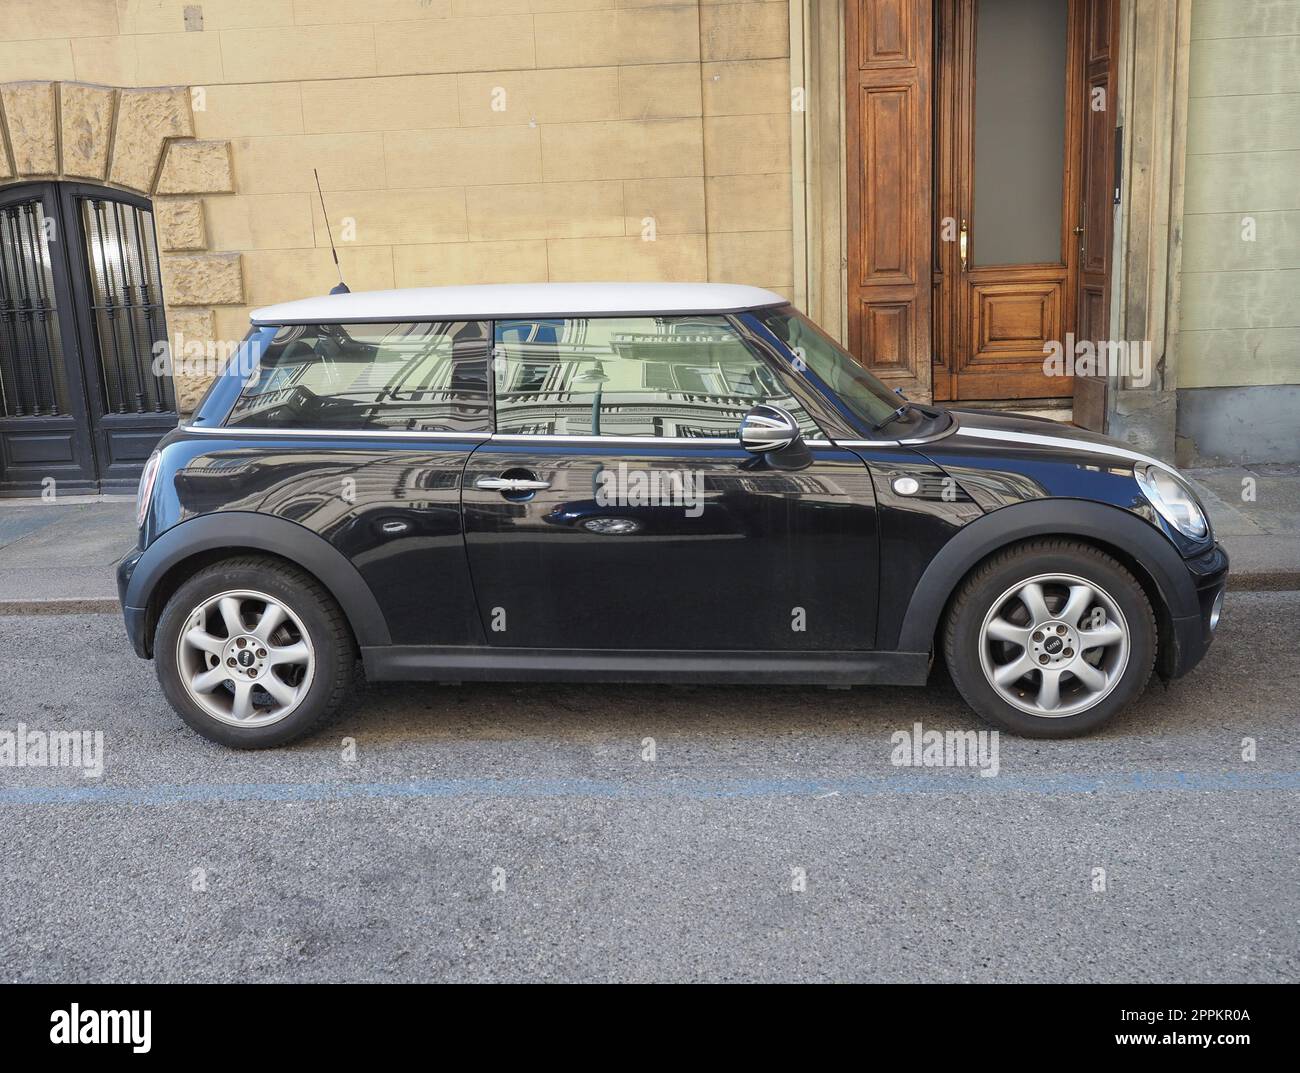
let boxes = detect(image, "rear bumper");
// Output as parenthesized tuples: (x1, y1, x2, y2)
(116, 549, 150, 658)
(1164, 543, 1229, 679)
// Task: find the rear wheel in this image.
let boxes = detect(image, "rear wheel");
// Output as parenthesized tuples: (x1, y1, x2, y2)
(943, 540, 1156, 737)
(155, 557, 355, 748)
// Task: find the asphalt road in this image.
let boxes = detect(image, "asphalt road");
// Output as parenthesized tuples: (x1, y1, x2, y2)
(1, 591, 1297, 983)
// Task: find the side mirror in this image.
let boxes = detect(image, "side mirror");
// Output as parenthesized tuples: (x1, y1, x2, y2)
(740, 403, 801, 454)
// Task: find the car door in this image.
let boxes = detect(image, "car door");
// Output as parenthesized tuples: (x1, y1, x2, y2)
(461, 314, 879, 652)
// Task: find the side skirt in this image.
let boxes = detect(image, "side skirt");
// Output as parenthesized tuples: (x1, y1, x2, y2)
(361, 647, 932, 686)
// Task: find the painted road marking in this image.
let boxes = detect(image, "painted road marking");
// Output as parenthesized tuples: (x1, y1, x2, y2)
(1, 770, 1298, 807)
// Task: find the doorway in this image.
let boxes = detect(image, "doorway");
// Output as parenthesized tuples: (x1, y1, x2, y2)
(932, 0, 1117, 403)
(0, 182, 175, 496)
(844, 0, 1118, 411)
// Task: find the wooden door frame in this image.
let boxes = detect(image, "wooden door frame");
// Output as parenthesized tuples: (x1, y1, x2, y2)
(930, 0, 956, 401)
(842, 0, 934, 399)
(1072, 0, 1122, 429)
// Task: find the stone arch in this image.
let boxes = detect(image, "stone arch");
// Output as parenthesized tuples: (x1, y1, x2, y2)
(0, 80, 243, 410)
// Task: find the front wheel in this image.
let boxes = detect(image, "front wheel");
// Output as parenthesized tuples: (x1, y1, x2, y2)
(943, 540, 1157, 737)
(154, 556, 356, 748)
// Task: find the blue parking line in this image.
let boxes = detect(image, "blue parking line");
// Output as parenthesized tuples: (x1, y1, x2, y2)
(1, 770, 1299, 807)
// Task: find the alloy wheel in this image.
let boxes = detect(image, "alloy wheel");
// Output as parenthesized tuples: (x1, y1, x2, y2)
(175, 589, 315, 728)
(977, 572, 1130, 718)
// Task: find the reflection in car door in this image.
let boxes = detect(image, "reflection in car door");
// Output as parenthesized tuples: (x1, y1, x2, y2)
(460, 311, 880, 651)
(461, 436, 878, 651)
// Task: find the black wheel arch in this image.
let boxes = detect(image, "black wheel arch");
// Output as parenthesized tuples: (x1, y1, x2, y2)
(122, 511, 391, 658)
(894, 499, 1199, 658)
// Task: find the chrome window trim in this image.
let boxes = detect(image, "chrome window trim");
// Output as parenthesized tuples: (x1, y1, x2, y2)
(183, 425, 849, 450)
(489, 433, 744, 447)
(487, 433, 840, 447)
(180, 425, 491, 441)
(179, 422, 957, 449)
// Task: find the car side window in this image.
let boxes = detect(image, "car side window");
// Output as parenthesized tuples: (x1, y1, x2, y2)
(225, 320, 491, 432)
(492, 315, 819, 438)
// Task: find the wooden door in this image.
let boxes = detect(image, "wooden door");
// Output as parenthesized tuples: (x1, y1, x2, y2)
(932, 0, 1086, 402)
(1071, 0, 1120, 430)
(845, 0, 934, 399)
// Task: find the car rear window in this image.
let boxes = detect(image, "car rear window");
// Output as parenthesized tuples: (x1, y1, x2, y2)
(225, 320, 491, 433)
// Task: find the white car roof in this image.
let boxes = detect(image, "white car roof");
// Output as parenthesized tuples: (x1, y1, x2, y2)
(250, 282, 788, 325)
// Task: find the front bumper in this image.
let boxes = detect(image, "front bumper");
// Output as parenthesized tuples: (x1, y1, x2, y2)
(116, 548, 150, 658)
(1164, 542, 1229, 679)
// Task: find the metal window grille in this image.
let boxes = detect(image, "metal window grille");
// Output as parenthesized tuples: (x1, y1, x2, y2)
(0, 198, 69, 418)
(80, 196, 172, 414)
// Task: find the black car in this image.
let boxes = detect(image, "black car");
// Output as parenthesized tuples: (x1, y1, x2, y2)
(118, 283, 1227, 748)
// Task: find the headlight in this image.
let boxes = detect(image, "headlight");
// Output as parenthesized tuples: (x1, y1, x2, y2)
(1136, 463, 1208, 541)
(136, 450, 161, 529)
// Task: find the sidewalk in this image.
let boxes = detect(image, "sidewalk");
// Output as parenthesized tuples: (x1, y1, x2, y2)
(0, 497, 133, 613)
(1183, 465, 1300, 590)
(0, 465, 1296, 614)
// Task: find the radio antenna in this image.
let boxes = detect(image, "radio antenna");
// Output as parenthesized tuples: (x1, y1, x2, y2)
(314, 168, 349, 294)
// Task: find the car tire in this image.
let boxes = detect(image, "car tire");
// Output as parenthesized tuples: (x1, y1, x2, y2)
(943, 539, 1157, 738)
(154, 556, 356, 748)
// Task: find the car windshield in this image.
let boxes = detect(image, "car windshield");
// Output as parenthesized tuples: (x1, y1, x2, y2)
(755, 306, 920, 433)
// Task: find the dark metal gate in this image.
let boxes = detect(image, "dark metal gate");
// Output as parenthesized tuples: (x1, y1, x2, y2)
(0, 182, 175, 496)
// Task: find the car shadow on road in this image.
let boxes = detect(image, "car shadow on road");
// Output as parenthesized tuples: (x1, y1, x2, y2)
(331, 661, 1174, 750)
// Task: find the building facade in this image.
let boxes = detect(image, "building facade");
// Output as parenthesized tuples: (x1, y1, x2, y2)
(0, 0, 1294, 494)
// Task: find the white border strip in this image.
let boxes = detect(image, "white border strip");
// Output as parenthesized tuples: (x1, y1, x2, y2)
(954, 425, 1178, 475)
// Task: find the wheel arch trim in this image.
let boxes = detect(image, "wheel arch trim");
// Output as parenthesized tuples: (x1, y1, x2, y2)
(124, 512, 391, 655)
(896, 499, 1198, 653)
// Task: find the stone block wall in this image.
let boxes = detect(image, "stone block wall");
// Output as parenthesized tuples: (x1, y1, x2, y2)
(1, 0, 796, 411)
(0, 77, 242, 411)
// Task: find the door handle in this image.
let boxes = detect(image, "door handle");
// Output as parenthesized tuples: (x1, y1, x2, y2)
(959, 219, 968, 271)
(475, 476, 551, 492)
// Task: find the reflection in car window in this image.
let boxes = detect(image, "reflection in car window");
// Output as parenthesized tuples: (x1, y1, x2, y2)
(225, 321, 491, 432)
(492, 316, 819, 438)
(755, 306, 907, 431)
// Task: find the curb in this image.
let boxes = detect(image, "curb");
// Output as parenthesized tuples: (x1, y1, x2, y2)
(0, 599, 120, 615)
(1228, 575, 1300, 593)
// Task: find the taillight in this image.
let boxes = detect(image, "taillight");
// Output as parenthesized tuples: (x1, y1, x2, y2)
(136, 450, 161, 528)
